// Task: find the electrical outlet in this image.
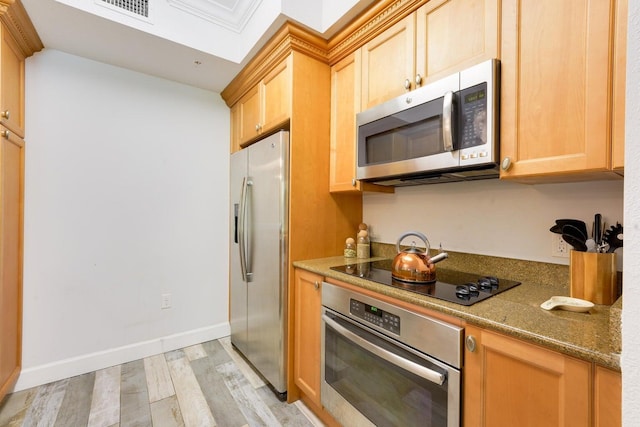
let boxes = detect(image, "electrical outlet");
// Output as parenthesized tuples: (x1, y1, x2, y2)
(551, 234, 570, 258)
(161, 293, 172, 309)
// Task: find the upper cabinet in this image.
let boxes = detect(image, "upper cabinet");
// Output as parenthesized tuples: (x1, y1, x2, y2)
(360, 15, 415, 109)
(415, 0, 499, 84)
(500, 0, 625, 181)
(0, 26, 25, 138)
(230, 55, 292, 151)
(360, 0, 499, 110)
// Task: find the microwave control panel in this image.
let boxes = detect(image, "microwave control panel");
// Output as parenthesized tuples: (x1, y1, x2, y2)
(350, 298, 400, 335)
(459, 82, 488, 149)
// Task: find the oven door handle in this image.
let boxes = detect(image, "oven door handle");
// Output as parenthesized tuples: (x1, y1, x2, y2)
(322, 314, 446, 386)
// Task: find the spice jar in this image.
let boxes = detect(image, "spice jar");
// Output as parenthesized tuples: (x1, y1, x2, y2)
(356, 223, 370, 259)
(344, 237, 356, 258)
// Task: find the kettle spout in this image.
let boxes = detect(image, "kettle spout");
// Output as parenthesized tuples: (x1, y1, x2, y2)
(430, 252, 449, 264)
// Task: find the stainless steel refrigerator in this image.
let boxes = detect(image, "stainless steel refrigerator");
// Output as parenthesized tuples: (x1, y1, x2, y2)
(229, 130, 289, 397)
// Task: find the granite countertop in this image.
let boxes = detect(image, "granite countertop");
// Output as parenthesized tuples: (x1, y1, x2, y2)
(294, 255, 621, 371)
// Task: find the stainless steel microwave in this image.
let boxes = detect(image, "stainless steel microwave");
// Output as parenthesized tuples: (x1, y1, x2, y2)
(356, 59, 500, 186)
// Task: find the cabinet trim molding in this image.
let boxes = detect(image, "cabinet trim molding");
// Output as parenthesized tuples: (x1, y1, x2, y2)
(327, 0, 425, 65)
(0, 0, 43, 57)
(221, 22, 327, 107)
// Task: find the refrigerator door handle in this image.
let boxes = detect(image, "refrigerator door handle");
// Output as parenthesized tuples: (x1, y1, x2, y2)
(238, 177, 249, 281)
(238, 177, 254, 282)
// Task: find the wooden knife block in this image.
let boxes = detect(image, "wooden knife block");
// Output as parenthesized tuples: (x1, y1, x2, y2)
(570, 251, 617, 305)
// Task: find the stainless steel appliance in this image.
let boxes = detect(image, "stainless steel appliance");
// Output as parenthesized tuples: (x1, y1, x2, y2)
(356, 59, 500, 186)
(321, 282, 464, 426)
(230, 130, 289, 398)
(331, 259, 520, 306)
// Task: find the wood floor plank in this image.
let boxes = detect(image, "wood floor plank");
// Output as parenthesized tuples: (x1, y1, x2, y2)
(150, 396, 185, 427)
(183, 344, 207, 361)
(167, 355, 216, 427)
(218, 336, 267, 389)
(120, 359, 152, 427)
(164, 349, 186, 363)
(22, 378, 69, 427)
(0, 388, 39, 427)
(200, 340, 232, 366)
(216, 361, 280, 427)
(53, 372, 95, 427)
(191, 353, 248, 427)
(143, 354, 175, 403)
(88, 365, 121, 427)
(255, 385, 314, 427)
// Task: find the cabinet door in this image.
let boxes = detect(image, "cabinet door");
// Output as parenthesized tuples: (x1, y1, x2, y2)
(0, 128, 23, 401)
(464, 325, 590, 427)
(611, 0, 627, 172)
(262, 55, 292, 134)
(330, 52, 361, 192)
(0, 27, 25, 138)
(500, 0, 614, 179)
(415, 0, 499, 83)
(594, 366, 621, 427)
(236, 84, 262, 147)
(293, 269, 322, 406)
(361, 14, 416, 110)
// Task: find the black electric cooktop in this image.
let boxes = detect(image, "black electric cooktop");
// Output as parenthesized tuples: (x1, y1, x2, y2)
(330, 259, 521, 306)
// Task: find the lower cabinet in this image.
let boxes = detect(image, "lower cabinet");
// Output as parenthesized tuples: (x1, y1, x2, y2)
(293, 268, 323, 407)
(464, 325, 591, 427)
(594, 366, 621, 427)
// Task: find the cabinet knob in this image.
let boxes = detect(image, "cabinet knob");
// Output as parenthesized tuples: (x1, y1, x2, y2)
(465, 335, 477, 353)
(255, 124, 261, 133)
(314, 281, 320, 290)
(404, 78, 411, 90)
(501, 157, 512, 171)
(352, 178, 357, 187)
(1, 129, 9, 139)
(415, 74, 423, 87)
(1, 110, 9, 120)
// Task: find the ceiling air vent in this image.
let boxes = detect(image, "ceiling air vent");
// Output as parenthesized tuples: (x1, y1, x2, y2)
(101, 0, 149, 18)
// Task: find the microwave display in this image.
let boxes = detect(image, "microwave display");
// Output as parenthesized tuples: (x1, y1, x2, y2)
(459, 83, 488, 149)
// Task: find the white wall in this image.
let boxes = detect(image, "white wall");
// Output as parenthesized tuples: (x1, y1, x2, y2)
(364, 179, 623, 265)
(17, 49, 230, 390)
(623, 0, 640, 423)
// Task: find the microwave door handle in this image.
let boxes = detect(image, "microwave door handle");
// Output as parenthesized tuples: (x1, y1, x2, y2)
(442, 91, 454, 152)
(322, 313, 446, 386)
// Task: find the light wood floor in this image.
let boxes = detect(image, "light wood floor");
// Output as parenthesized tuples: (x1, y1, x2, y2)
(0, 336, 324, 427)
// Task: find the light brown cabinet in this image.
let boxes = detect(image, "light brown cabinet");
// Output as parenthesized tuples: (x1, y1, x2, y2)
(360, 0, 499, 110)
(594, 366, 621, 427)
(0, 27, 24, 138)
(0, 1, 42, 402)
(464, 325, 591, 427)
(293, 269, 323, 406)
(233, 55, 292, 150)
(0, 125, 23, 401)
(499, 0, 625, 181)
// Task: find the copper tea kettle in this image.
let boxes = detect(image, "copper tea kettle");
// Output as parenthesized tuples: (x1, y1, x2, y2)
(391, 231, 448, 283)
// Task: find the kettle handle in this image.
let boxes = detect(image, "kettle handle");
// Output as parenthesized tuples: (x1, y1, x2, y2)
(396, 231, 430, 253)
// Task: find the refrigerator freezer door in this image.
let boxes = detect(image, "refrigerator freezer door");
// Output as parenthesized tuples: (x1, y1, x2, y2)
(230, 148, 249, 356)
(246, 131, 289, 394)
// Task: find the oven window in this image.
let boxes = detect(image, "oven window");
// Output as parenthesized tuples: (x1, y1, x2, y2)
(324, 314, 451, 427)
(365, 116, 443, 164)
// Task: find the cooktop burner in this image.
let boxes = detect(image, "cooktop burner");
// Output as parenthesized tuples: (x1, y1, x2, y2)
(330, 259, 521, 306)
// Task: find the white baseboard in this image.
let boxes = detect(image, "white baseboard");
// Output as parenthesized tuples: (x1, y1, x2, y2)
(12, 322, 230, 392)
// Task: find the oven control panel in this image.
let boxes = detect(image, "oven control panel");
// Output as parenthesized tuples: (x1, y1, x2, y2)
(350, 298, 400, 335)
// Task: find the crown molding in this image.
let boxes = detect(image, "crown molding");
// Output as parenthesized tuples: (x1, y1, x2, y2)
(0, 0, 44, 56)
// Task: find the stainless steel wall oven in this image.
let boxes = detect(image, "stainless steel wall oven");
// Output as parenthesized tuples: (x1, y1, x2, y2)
(321, 282, 464, 427)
